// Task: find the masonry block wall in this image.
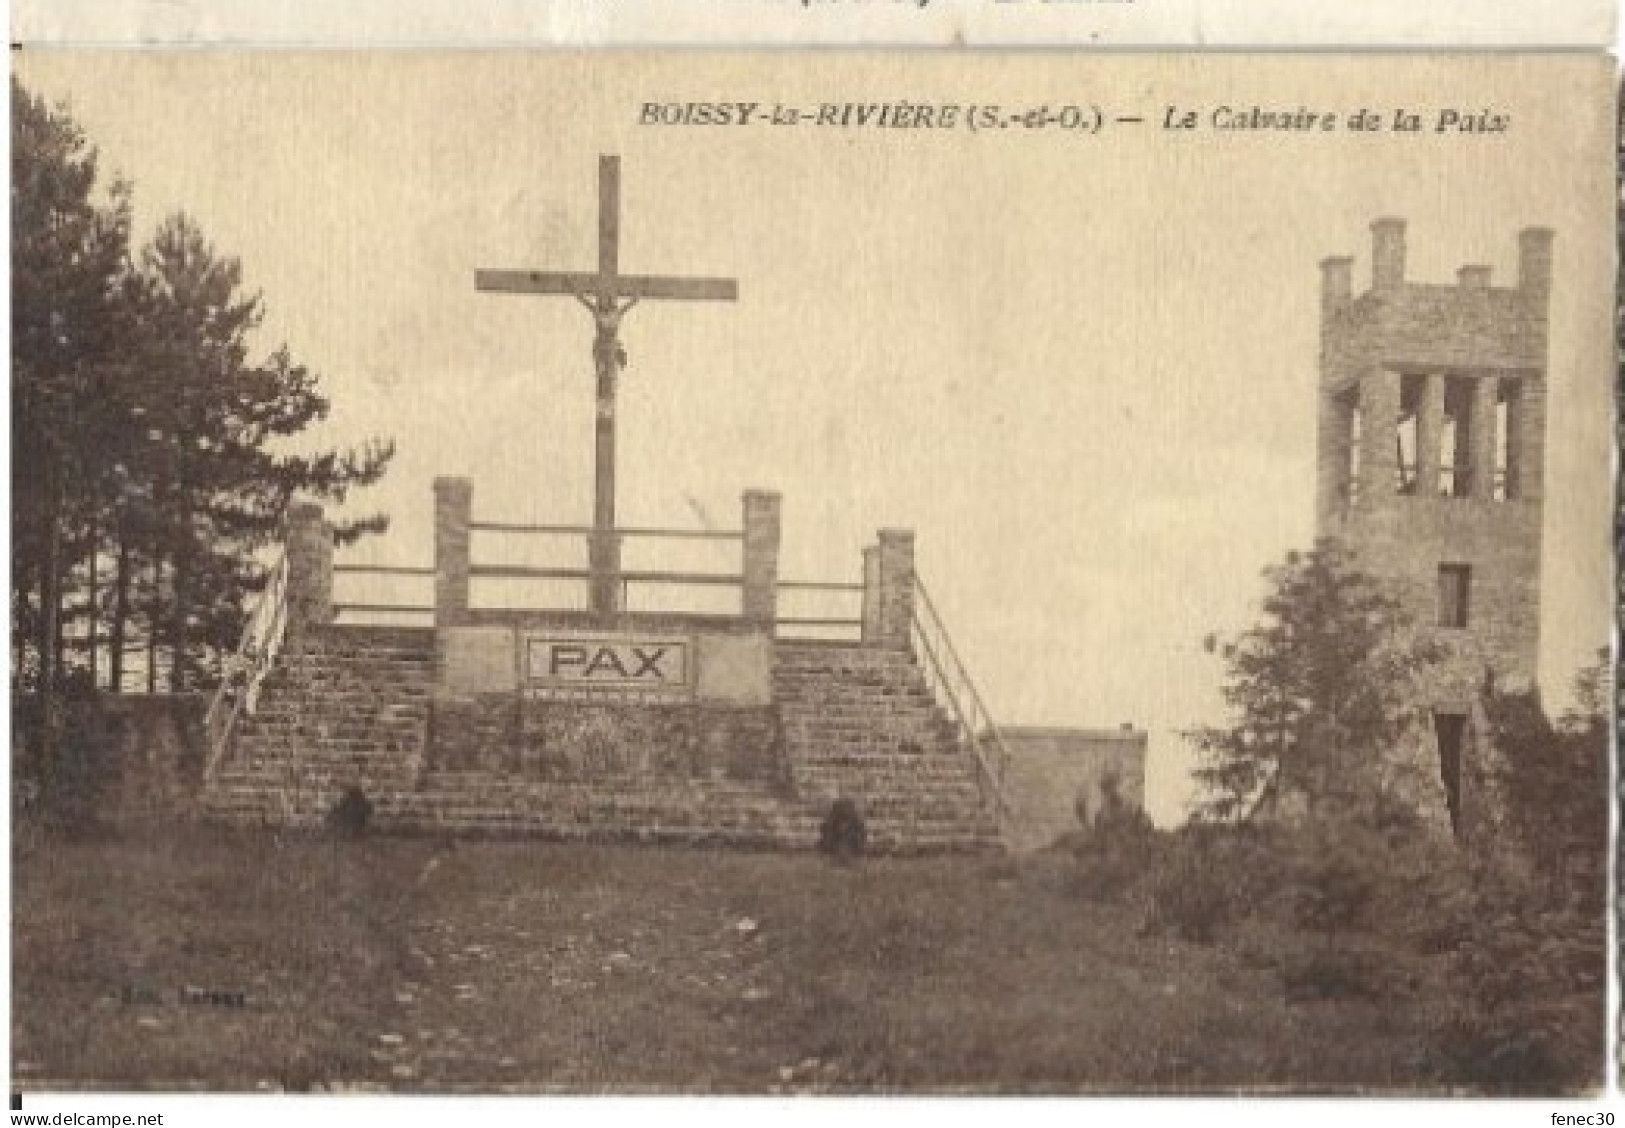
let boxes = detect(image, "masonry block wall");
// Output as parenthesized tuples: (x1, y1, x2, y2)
(998, 726, 1147, 852)
(428, 614, 787, 790)
(284, 502, 333, 635)
(14, 693, 207, 823)
(205, 488, 1001, 851)
(206, 625, 436, 826)
(1314, 219, 1553, 842)
(1317, 219, 1550, 699)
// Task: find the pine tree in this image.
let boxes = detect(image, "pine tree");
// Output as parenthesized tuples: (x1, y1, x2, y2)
(13, 78, 394, 711)
(11, 77, 134, 698)
(1187, 539, 1445, 825)
(126, 213, 394, 688)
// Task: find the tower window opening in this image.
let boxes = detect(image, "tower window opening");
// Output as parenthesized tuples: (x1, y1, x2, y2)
(1433, 711, 1466, 838)
(1439, 378, 1474, 498)
(1493, 395, 1509, 500)
(1437, 563, 1471, 629)
(1342, 394, 1362, 507)
(1396, 375, 1421, 494)
(1500, 379, 1523, 500)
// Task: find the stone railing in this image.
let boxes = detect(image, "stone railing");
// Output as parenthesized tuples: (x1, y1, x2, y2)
(297, 478, 935, 657)
(430, 477, 781, 627)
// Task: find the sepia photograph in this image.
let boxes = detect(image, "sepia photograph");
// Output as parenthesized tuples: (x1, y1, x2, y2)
(9, 51, 1615, 1101)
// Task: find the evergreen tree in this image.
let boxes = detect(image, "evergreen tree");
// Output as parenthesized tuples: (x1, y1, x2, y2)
(11, 77, 134, 695)
(1188, 539, 1445, 824)
(12, 78, 394, 707)
(124, 214, 393, 688)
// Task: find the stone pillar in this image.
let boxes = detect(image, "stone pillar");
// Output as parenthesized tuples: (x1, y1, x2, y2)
(1517, 226, 1555, 311)
(434, 476, 472, 629)
(1315, 391, 1355, 522)
(1370, 217, 1407, 293)
(1468, 377, 1500, 500)
(1358, 368, 1401, 502)
(1415, 373, 1445, 499)
(876, 529, 916, 651)
(285, 501, 333, 635)
(860, 545, 882, 646)
(741, 490, 782, 630)
(1319, 255, 1353, 322)
(1514, 379, 1547, 502)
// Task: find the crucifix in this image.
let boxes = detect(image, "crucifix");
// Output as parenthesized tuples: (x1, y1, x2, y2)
(476, 155, 738, 615)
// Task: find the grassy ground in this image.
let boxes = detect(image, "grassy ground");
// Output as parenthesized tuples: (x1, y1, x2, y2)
(13, 824, 1463, 1093)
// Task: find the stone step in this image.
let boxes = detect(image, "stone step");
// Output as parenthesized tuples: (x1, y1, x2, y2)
(773, 676, 932, 689)
(270, 665, 433, 675)
(204, 791, 996, 846)
(238, 721, 428, 737)
(793, 786, 986, 807)
(782, 726, 951, 740)
(787, 745, 966, 761)
(201, 793, 1000, 853)
(283, 669, 430, 681)
(776, 699, 944, 716)
(233, 741, 424, 757)
(245, 714, 431, 727)
(773, 644, 914, 662)
(791, 770, 983, 790)
(219, 758, 419, 773)
(790, 749, 963, 764)
(278, 656, 432, 668)
(274, 677, 432, 688)
(789, 751, 979, 770)
(781, 729, 952, 747)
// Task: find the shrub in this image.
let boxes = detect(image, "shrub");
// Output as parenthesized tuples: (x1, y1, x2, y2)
(1364, 832, 1476, 955)
(1067, 771, 1162, 902)
(1196, 823, 1291, 919)
(32, 695, 115, 836)
(819, 798, 867, 860)
(1141, 841, 1236, 943)
(1290, 838, 1377, 934)
(329, 786, 373, 837)
(1430, 863, 1607, 1093)
(1069, 839, 1148, 902)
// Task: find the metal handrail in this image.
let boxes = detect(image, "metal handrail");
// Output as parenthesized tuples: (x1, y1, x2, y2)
(203, 548, 291, 784)
(910, 576, 1014, 825)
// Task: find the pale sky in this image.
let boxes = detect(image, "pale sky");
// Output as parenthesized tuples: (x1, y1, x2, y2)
(16, 52, 1614, 824)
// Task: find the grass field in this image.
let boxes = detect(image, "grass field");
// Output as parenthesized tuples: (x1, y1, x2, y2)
(13, 824, 1477, 1093)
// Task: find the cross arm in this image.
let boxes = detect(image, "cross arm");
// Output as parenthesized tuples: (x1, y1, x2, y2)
(476, 269, 738, 302)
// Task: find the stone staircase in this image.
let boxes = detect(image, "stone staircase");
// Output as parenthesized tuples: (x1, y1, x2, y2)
(374, 772, 818, 846)
(202, 624, 435, 827)
(202, 628, 1002, 852)
(773, 641, 1002, 852)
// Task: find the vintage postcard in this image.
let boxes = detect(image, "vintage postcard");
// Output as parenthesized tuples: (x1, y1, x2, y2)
(9, 49, 1615, 1114)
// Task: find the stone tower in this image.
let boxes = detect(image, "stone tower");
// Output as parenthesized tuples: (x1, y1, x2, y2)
(1315, 219, 1552, 833)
